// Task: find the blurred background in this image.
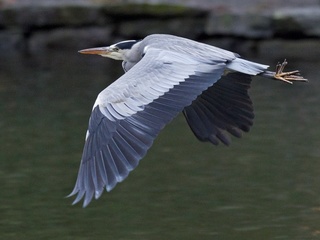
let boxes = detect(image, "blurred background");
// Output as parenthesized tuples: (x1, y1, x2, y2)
(1, 0, 320, 239)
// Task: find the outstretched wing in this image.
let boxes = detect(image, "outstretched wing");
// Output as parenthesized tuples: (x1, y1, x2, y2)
(183, 72, 254, 146)
(69, 47, 234, 207)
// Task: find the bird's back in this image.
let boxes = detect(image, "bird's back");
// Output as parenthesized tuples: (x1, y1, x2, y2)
(138, 34, 238, 63)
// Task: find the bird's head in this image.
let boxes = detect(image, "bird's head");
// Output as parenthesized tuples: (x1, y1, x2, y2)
(78, 40, 138, 60)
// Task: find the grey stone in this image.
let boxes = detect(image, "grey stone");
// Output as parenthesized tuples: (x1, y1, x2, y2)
(273, 7, 320, 37)
(205, 12, 273, 38)
(0, 6, 108, 29)
(28, 27, 113, 53)
(118, 17, 206, 39)
(0, 30, 23, 51)
(0, 2, 319, 56)
(100, 3, 206, 18)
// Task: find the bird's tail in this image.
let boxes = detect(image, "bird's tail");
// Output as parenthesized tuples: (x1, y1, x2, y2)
(226, 58, 269, 75)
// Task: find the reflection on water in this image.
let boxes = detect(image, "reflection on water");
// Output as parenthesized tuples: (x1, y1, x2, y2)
(1, 49, 319, 240)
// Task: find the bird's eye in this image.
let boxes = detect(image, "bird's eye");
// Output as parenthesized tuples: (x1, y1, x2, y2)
(113, 47, 120, 52)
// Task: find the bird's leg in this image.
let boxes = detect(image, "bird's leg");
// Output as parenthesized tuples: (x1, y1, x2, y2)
(273, 59, 307, 84)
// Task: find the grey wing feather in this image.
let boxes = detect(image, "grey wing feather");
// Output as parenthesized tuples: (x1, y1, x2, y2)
(69, 47, 232, 207)
(183, 72, 254, 146)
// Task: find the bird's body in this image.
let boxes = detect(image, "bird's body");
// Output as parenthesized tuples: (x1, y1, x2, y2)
(69, 34, 306, 207)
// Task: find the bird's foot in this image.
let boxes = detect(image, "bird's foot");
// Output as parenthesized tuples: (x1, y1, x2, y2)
(274, 59, 307, 84)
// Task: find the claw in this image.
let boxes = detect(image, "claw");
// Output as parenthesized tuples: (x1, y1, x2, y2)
(274, 59, 307, 84)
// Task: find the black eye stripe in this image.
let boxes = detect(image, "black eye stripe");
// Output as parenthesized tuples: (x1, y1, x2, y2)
(115, 40, 138, 50)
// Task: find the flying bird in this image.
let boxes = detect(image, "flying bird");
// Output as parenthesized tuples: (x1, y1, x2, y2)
(69, 34, 306, 207)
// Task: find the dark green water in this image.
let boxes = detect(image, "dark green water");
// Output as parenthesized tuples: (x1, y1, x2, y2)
(1, 50, 319, 239)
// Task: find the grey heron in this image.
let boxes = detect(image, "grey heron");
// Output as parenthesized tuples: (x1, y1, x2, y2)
(69, 34, 306, 207)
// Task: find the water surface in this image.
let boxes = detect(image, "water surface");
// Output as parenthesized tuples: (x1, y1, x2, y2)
(1, 49, 319, 239)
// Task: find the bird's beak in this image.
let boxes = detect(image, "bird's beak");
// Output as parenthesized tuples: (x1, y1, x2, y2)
(78, 47, 110, 55)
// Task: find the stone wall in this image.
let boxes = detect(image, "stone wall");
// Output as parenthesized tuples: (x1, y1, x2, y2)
(0, 1, 319, 60)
